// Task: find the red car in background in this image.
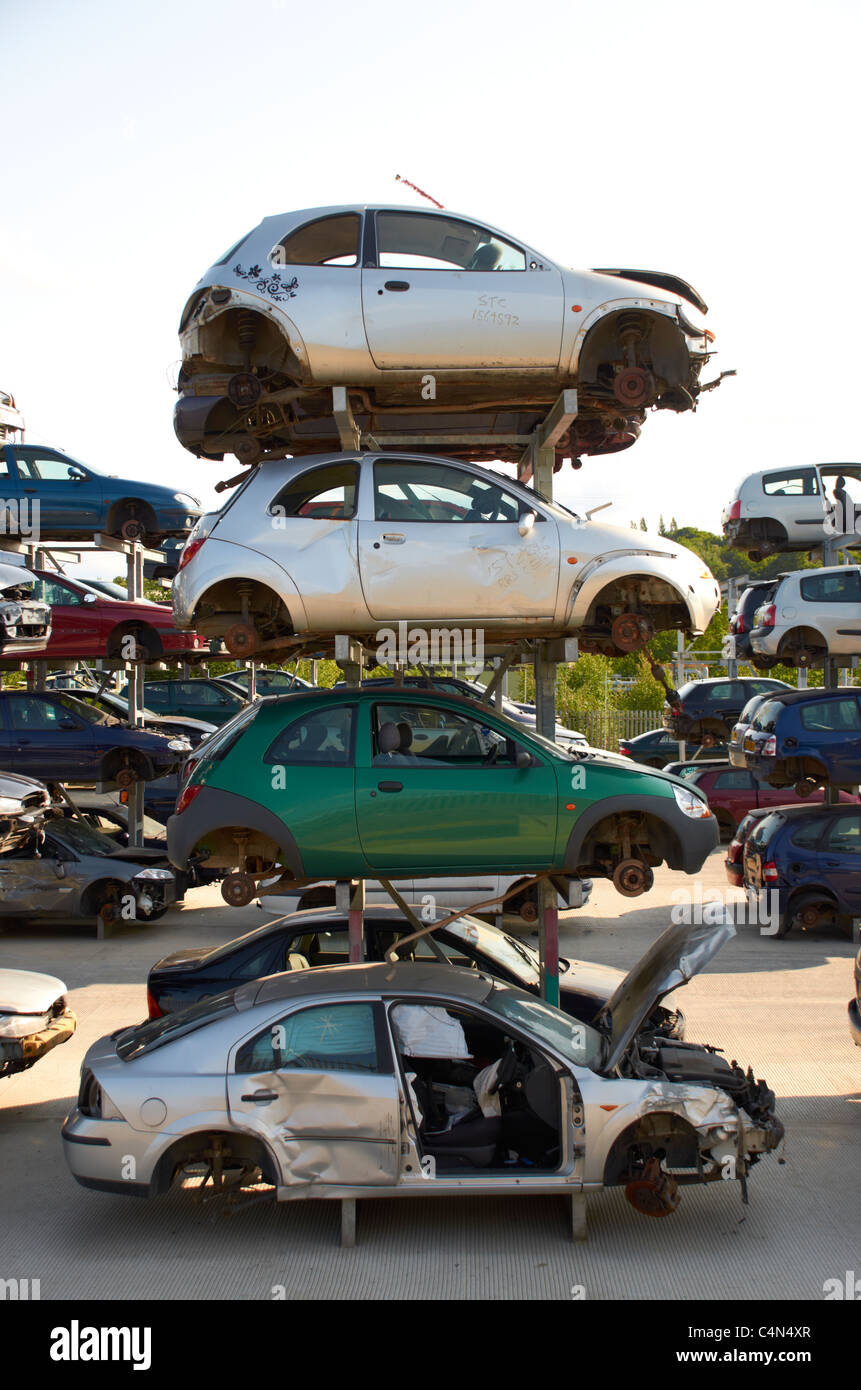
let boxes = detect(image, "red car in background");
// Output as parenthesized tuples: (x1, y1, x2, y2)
(677, 762, 859, 843)
(30, 570, 206, 663)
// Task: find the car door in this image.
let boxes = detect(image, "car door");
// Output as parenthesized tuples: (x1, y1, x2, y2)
(264, 459, 366, 629)
(6, 694, 93, 779)
(797, 568, 861, 654)
(9, 448, 102, 532)
(757, 467, 826, 544)
(0, 850, 78, 917)
(0, 447, 25, 537)
(226, 999, 400, 1187)
(798, 696, 861, 784)
(171, 681, 240, 724)
(355, 700, 557, 872)
(357, 457, 560, 621)
(30, 575, 95, 657)
(820, 813, 861, 916)
(362, 209, 563, 369)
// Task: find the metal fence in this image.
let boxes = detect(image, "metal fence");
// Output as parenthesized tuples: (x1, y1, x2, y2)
(570, 707, 661, 750)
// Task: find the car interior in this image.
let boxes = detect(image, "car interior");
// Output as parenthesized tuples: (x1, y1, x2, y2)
(389, 1002, 562, 1172)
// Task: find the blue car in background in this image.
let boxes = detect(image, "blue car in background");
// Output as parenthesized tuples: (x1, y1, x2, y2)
(742, 687, 861, 795)
(0, 691, 191, 787)
(0, 444, 201, 544)
(742, 803, 861, 937)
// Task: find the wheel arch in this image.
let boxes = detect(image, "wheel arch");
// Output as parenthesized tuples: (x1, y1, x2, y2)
(563, 795, 684, 872)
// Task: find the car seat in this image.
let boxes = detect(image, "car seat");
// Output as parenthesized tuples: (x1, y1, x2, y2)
(468, 243, 503, 271)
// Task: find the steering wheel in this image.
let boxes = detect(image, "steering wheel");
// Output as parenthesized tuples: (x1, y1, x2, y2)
(488, 1038, 518, 1095)
(483, 742, 499, 766)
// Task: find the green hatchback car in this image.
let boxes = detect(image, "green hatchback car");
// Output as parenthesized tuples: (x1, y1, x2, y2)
(167, 689, 718, 903)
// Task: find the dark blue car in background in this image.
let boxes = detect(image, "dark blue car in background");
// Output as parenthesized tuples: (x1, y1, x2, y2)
(0, 691, 191, 787)
(742, 803, 861, 937)
(0, 444, 201, 544)
(743, 688, 861, 795)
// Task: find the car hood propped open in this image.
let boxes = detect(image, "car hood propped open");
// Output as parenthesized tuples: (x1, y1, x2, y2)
(595, 917, 736, 1072)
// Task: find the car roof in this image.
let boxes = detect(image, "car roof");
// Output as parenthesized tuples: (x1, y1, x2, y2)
(250, 959, 495, 1006)
(756, 686, 860, 707)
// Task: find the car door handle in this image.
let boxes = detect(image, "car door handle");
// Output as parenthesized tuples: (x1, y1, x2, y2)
(384, 280, 410, 291)
(241, 1090, 278, 1103)
(382, 533, 405, 544)
(23, 487, 37, 494)
(377, 781, 403, 792)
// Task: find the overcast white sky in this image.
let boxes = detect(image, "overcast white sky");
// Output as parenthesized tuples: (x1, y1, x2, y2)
(2, 0, 860, 578)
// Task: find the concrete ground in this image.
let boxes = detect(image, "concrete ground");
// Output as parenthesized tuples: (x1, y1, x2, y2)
(1, 846, 858, 1301)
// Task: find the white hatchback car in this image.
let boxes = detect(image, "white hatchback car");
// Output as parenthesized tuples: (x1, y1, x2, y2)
(172, 452, 720, 658)
(174, 203, 720, 467)
(722, 464, 861, 559)
(749, 565, 861, 666)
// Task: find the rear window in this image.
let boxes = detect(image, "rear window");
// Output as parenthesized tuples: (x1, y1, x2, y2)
(747, 812, 785, 849)
(751, 699, 785, 732)
(191, 702, 261, 775)
(117, 989, 238, 1060)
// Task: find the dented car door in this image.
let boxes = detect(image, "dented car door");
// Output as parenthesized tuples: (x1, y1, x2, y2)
(226, 999, 401, 1187)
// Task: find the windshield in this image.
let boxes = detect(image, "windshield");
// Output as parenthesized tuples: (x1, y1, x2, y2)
(52, 693, 110, 726)
(47, 819, 118, 858)
(483, 980, 603, 1070)
(117, 989, 238, 1060)
(444, 918, 540, 987)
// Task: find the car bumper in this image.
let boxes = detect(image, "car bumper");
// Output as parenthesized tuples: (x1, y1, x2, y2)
(728, 740, 748, 769)
(849, 998, 861, 1047)
(61, 1109, 152, 1194)
(724, 860, 744, 888)
(748, 626, 779, 655)
(0, 1008, 76, 1068)
(672, 809, 720, 870)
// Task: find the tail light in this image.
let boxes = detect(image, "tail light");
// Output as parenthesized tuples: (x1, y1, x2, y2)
(176, 784, 203, 815)
(763, 735, 777, 756)
(762, 860, 779, 883)
(759, 604, 776, 629)
(177, 536, 205, 573)
(729, 500, 741, 521)
(736, 613, 746, 634)
(146, 988, 163, 1020)
(618, 746, 632, 756)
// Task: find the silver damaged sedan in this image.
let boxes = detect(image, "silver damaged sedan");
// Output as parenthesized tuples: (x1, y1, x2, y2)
(62, 920, 782, 1220)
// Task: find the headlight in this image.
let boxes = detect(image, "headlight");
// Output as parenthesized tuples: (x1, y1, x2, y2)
(672, 784, 713, 819)
(173, 492, 198, 506)
(1, 604, 22, 623)
(134, 867, 174, 881)
(167, 738, 191, 751)
(0, 1012, 49, 1039)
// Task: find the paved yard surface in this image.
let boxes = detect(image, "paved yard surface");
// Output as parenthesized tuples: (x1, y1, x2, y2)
(1, 847, 858, 1301)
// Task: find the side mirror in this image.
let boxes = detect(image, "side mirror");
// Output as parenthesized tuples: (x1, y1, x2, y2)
(53, 860, 66, 879)
(515, 748, 533, 769)
(83, 593, 97, 603)
(518, 510, 536, 538)
(59, 719, 78, 731)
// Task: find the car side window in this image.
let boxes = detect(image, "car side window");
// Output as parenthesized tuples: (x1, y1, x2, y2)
(32, 578, 83, 607)
(376, 211, 526, 272)
(704, 682, 744, 705)
(0, 453, 11, 480)
(713, 770, 755, 789)
(789, 820, 825, 849)
(799, 571, 861, 603)
(236, 1002, 380, 1073)
(265, 705, 355, 766)
(269, 462, 359, 520)
(373, 460, 524, 524)
(16, 453, 87, 483)
(8, 697, 68, 731)
(176, 682, 233, 706)
(142, 683, 170, 708)
(761, 469, 818, 496)
(799, 698, 861, 732)
(372, 702, 515, 767)
(826, 815, 861, 854)
(271, 213, 361, 267)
